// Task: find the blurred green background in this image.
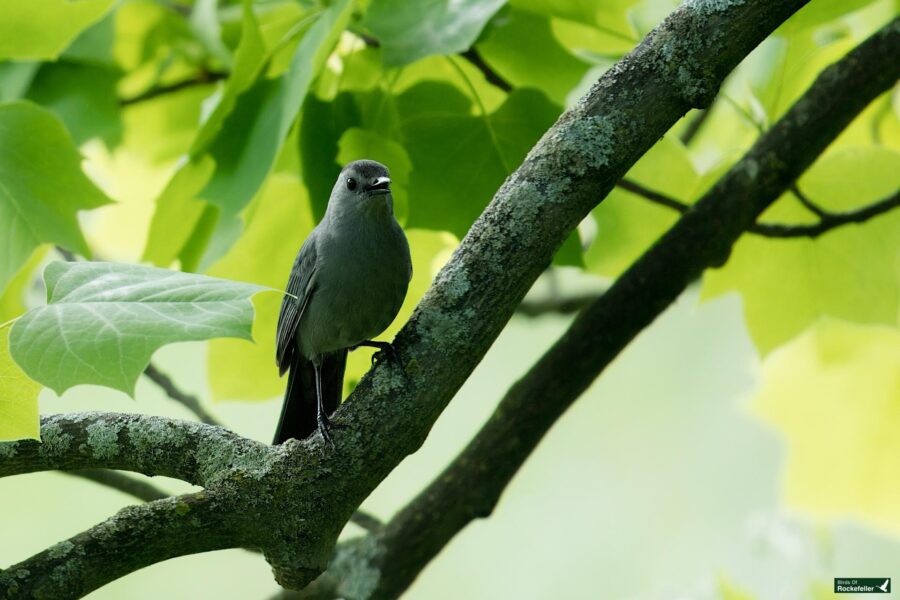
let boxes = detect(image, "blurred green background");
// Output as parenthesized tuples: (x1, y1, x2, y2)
(1, 0, 898, 598)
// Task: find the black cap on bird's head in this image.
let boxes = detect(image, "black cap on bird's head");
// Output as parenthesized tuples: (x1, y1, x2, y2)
(339, 159, 392, 197)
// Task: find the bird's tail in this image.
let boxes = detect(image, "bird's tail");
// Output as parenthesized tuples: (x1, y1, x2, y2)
(272, 349, 347, 444)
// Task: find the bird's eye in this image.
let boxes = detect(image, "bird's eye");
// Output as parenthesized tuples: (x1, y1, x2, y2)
(346, 177, 357, 191)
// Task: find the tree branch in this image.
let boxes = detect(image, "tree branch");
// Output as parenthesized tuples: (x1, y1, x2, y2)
(0, 490, 248, 599)
(280, 17, 900, 599)
(617, 179, 900, 239)
(0, 413, 266, 488)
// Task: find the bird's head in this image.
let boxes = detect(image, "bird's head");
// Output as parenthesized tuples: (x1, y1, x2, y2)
(328, 159, 394, 218)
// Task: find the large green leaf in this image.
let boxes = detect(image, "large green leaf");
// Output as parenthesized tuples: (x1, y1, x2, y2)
(751, 319, 900, 534)
(398, 83, 560, 238)
(702, 147, 900, 354)
(0, 328, 40, 442)
(0, 102, 110, 293)
(0, 0, 115, 60)
(25, 62, 122, 146)
(363, 0, 506, 67)
(9, 261, 266, 395)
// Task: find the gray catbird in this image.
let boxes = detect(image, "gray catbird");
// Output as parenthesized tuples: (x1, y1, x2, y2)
(273, 160, 412, 445)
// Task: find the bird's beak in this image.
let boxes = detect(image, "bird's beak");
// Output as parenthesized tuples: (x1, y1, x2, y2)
(365, 176, 391, 196)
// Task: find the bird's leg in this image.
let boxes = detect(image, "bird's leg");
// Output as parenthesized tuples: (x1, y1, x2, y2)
(313, 362, 335, 448)
(350, 340, 398, 366)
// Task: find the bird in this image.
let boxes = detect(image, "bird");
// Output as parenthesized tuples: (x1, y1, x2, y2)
(273, 159, 411, 445)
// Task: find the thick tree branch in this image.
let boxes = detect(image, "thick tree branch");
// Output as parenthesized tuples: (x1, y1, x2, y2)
(282, 18, 900, 599)
(0, 413, 266, 488)
(617, 178, 900, 238)
(0, 491, 248, 599)
(4, 1, 822, 594)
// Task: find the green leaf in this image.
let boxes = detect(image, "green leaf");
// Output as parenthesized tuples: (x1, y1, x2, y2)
(363, 0, 506, 67)
(142, 156, 217, 268)
(25, 62, 121, 146)
(0, 62, 40, 103)
(702, 148, 900, 354)
(399, 83, 560, 238)
(190, 0, 266, 156)
(584, 135, 697, 278)
(0, 0, 115, 61)
(0, 328, 40, 442)
(751, 319, 900, 534)
(476, 9, 591, 106)
(9, 261, 266, 395)
(0, 247, 47, 324)
(0, 101, 110, 294)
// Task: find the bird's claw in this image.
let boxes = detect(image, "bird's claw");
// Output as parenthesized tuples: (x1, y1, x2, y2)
(371, 343, 399, 366)
(316, 413, 345, 449)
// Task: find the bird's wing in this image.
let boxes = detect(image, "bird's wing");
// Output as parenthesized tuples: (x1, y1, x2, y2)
(276, 234, 317, 375)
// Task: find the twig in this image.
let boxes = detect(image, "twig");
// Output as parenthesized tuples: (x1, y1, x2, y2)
(65, 469, 169, 503)
(119, 71, 227, 106)
(517, 291, 604, 316)
(790, 183, 828, 218)
(679, 107, 710, 144)
(616, 179, 900, 239)
(143, 363, 222, 426)
(349, 511, 383, 533)
(460, 48, 513, 92)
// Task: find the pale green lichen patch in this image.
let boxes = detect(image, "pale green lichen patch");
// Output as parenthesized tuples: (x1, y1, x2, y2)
(39, 422, 73, 458)
(332, 536, 382, 599)
(47, 541, 74, 560)
(682, 0, 745, 15)
(0, 442, 18, 458)
(85, 421, 121, 460)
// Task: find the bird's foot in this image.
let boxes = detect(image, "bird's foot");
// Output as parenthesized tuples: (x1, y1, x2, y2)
(316, 412, 345, 449)
(350, 340, 399, 367)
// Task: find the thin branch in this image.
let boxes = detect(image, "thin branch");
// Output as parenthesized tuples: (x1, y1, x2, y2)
(143, 363, 223, 426)
(616, 179, 900, 239)
(348, 29, 512, 93)
(285, 18, 900, 599)
(790, 183, 828, 218)
(679, 107, 711, 144)
(460, 48, 513, 92)
(65, 469, 170, 502)
(516, 291, 605, 316)
(119, 71, 226, 106)
(349, 511, 383, 533)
